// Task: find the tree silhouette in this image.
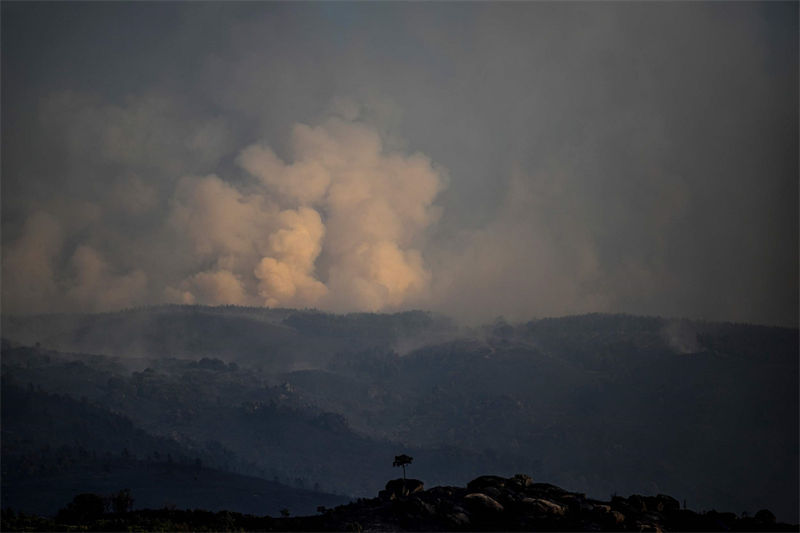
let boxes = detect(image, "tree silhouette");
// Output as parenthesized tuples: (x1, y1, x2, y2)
(57, 493, 105, 522)
(111, 488, 134, 514)
(393, 454, 413, 480)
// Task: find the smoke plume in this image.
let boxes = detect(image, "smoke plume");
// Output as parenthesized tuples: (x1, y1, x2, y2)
(161, 117, 446, 311)
(1, 2, 796, 326)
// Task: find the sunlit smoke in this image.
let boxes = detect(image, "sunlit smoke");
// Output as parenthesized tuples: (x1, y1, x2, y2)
(165, 116, 446, 311)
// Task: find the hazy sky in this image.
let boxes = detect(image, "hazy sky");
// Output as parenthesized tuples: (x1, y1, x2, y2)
(2, 2, 797, 326)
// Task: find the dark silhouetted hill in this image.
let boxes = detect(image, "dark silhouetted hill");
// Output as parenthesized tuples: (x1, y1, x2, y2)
(0, 382, 348, 516)
(2, 475, 797, 531)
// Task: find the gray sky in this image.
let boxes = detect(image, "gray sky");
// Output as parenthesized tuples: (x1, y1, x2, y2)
(2, 2, 797, 326)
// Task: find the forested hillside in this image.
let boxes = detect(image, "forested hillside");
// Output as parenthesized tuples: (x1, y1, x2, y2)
(2, 307, 797, 521)
(1, 382, 348, 516)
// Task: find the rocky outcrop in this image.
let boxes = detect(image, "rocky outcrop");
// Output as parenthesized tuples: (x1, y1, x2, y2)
(270, 474, 797, 531)
(7, 474, 795, 532)
(379, 478, 425, 500)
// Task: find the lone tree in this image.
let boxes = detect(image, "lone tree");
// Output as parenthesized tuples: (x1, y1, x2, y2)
(393, 454, 413, 480)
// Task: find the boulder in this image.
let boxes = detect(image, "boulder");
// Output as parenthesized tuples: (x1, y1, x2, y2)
(427, 486, 456, 499)
(466, 475, 507, 492)
(522, 497, 566, 516)
(509, 474, 533, 488)
(411, 498, 436, 516)
(643, 512, 665, 523)
(627, 494, 647, 512)
(590, 504, 625, 527)
(635, 520, 663, 532)
(464, 492, 505, 513)
(560, 494, 585, 513)
(654, 494, 680, 513)
(381, 478, 424, 500)
(482, 486, 503, 501)
(447, 511, 471, 527)
(451, 504, 469, 515)
(642, 495, 679, 513)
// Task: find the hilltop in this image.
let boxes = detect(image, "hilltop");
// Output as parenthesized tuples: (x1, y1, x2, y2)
(2, 475, 796, 531)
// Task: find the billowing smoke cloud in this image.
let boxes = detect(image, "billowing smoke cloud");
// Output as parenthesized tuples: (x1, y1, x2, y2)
(2, 115, 444, 313)
(161, 116, 445, 311)
(1, 2, 796, 326)
(254, 207, 328, 308)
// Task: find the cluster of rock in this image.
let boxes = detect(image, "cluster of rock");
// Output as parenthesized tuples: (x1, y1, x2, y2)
(282, 474, 794, 531)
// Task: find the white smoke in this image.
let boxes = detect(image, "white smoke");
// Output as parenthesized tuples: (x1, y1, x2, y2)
(2, 107, 445, 314)
(254, 207, 328, 307)
(164, 116, 446, 311)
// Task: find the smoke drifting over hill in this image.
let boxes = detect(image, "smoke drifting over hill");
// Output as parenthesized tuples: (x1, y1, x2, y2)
(2, 2, 797, 326)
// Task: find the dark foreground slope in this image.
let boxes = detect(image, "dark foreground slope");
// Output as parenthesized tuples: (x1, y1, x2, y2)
(2, 475, 796, 532)
(1, 382, 349, 516)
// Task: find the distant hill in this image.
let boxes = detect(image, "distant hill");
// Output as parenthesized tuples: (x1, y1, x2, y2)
(1, 305, 450, 369)
(1, 307, 797, 522)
